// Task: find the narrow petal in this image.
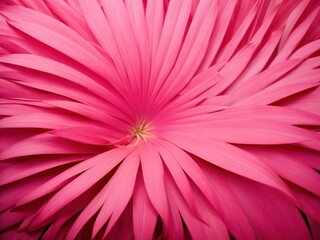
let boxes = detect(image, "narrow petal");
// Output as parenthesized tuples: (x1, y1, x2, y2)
(15, 147, 132, 207)
(26, 147, 132, 229)
(139, 141, 169, 227)
(227, 175, 311, 240)
(6, 20, 119, 83)
(0, 134, 98, 160)
(92, 151, 139, 238)
(163, 133, 294, 199)
(133, 170, 158, 240)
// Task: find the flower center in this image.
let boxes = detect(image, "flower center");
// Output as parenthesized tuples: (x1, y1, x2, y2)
(132, 121, 152, 142)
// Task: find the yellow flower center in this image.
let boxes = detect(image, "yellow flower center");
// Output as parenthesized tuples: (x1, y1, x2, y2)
(132, 121, 152, 142)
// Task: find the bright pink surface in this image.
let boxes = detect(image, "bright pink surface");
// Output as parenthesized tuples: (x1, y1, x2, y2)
(0, 0, 319, 239)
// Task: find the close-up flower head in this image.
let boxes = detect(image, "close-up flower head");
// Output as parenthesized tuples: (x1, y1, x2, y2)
(0, 0, 320, 239)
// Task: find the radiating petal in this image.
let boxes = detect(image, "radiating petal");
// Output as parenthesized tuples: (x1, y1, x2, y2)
(163, 133, 294, 199)
(139, 141, 169, 227)
(133, 170, 158, 240)
(227, 175, 312, 240)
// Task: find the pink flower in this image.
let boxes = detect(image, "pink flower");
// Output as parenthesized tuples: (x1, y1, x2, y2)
(1, 0, 320, 239)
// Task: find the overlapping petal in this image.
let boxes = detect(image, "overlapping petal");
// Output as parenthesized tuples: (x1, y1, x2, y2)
(0, 0, 319, 239)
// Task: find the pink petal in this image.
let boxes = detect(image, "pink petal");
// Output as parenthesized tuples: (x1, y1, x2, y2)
(154, 139, 197, 213)
(6, 20, 119, 82)
(101, 0, 142, 89)
(163, 133, 294, 199)
(0, 53, 121, 102)
(133, 170, 158, 240)
(202, 119, 317, 144)
(227, 175, 311, 240)
(44, 0, 94, 41)
(200, 0, 237, 69)
(217, 3, 257, 62)
(0, 155, 85, 186)
(138, 141, 169, 227)
(245, 146, 320, 197)
(149, 0, 192, 95)
(92, 151, 139, 238)
(237, 69, 320, 105)
(0, 134, 98, 160)
(15, 147, 132, 207)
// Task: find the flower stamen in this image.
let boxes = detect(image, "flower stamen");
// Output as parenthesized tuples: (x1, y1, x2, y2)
(132, 121, 152, 142)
